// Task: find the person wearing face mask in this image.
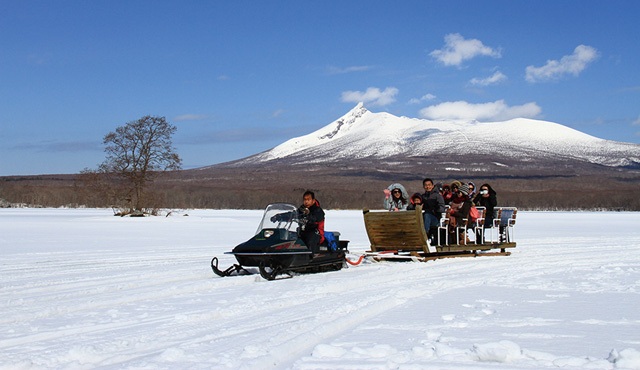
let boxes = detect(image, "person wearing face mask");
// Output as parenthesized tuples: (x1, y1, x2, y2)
(473, 183, 498, 236)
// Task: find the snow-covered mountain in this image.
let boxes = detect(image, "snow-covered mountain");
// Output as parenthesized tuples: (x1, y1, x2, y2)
(218, 103, 640, 172)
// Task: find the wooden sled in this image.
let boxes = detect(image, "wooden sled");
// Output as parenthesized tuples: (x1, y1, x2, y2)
(362, 205, 516, 262)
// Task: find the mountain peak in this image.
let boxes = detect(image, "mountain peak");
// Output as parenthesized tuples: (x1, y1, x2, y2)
(348, 102, 368, 115)
(257, 103, 370, 160)
(318, 102, 368, 140)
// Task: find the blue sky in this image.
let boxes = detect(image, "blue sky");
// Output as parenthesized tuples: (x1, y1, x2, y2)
(1, 1, 639, 175)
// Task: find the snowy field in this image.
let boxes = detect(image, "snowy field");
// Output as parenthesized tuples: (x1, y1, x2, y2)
(1, 208, 640, 370)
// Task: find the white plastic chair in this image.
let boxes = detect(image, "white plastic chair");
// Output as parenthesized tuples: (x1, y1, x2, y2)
(437, 206, 451, 246)
(472, 206, 486, 244)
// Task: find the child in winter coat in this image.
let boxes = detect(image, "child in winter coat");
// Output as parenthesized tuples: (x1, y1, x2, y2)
(406, 193, 424, 211)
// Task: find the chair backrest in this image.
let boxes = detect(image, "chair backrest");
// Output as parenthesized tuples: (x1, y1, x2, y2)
(496, 207, 517, 227)
(475, 206, 486, 227)
(509, 208, 517, 226)
(363, 205, 430, 253)
(440, 206, 452, 226)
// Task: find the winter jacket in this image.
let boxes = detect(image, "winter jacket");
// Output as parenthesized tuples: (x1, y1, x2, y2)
(450, 196, 473, 227)
(472, 185, 498, 227)
(299, 199, 325, 244)
(383, 183, 409, 211)
(422, 188, 446, 217)
(442, 189, 454, 205)
(406, 193, 424, 211)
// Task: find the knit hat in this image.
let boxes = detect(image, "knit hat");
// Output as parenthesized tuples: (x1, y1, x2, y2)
(458, 183, 470, 196)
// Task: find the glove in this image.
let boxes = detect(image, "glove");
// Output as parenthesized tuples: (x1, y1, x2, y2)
(271, 213, 288, 222)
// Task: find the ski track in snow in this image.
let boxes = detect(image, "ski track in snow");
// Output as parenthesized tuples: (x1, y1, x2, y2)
(1, 209, 640, 369)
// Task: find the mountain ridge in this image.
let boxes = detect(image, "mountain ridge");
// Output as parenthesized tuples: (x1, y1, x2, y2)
(206, 103, 640, 171)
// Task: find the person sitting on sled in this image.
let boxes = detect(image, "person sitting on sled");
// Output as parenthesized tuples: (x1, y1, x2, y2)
(448, 183, 474, 244)
(383, 183, 409, 211)
(422, 178, 446, 242)
(298, 190, 325, 253)
(406, 192, 424, 211)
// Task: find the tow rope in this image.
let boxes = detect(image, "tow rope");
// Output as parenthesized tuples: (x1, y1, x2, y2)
(345, 250, 397, 266)
(345, 254, 365, 265)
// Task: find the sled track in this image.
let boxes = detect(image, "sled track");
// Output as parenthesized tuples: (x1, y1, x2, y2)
(4, 216, 640, 368)
(1, 244, 495, 368)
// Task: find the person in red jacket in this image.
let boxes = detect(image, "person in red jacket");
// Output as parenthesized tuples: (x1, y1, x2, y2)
(298, 190, 325, 253)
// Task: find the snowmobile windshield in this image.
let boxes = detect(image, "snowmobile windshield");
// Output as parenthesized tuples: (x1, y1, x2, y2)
(256, 203, 300, 235)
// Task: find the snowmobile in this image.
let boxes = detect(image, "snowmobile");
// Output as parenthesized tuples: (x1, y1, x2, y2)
(211, 203, 349, 280)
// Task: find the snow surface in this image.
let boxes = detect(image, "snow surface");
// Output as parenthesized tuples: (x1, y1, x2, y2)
(248, 103, 640, 167)
(2, 208, 640, 369)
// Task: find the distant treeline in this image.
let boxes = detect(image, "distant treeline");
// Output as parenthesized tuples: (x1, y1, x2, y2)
(2, 170, 639, 211)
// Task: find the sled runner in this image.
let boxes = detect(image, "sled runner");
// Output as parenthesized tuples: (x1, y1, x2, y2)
(211, 203, 349, 280)
(362, 205, 516, 262)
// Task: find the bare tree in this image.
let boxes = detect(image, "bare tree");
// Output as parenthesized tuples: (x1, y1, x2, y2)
(99, 116, 181, 213)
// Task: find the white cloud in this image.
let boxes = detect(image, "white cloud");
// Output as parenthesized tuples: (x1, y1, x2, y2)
(174, 114, 208, 122)
(419, 100, 541, 121)
(470, 71, 507, 86)
(272, 109, 285, 118)
(525, 45, 599, 83)
(326, 65, 372, 75)
(408, 93, 437, 105)
(633, 116, 640, 126)
(430, 33, 501, 67)
(341, 87, 399, 107)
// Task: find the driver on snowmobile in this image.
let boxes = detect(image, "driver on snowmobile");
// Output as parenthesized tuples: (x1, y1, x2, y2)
(298, 190, 325, 253)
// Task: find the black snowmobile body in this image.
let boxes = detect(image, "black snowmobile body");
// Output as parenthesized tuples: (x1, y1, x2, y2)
(211, 203, 349, 280)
